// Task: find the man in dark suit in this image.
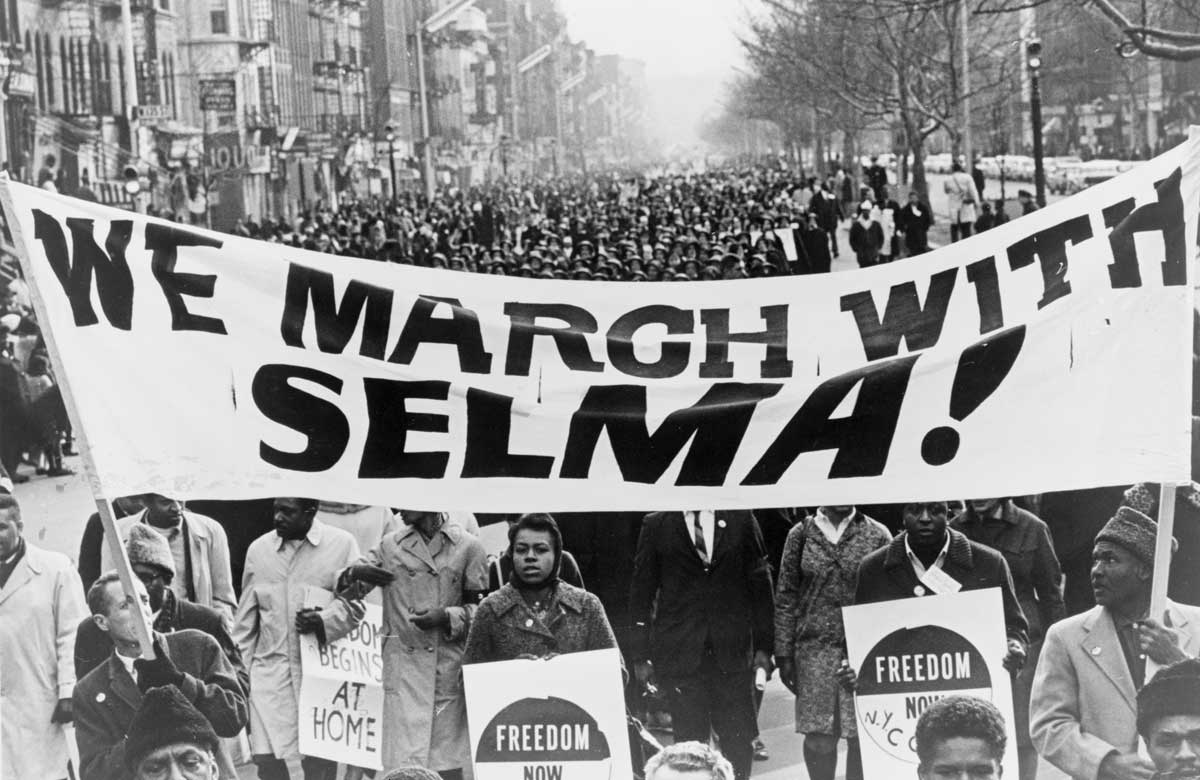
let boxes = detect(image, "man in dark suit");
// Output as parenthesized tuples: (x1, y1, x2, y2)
(73, 572, 247, 780)
(630, 510, 775, 780)
(854, 501, 1029, 671)
(75, 524, 246, 693)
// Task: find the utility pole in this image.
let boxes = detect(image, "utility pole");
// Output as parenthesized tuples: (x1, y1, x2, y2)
(415, 28, 434, 203)
(960, 0, 972, 171)
(121, 0, 140, 165)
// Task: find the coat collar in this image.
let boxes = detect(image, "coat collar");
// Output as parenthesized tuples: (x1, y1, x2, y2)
(488, 582, 587, 617)
(397, 517, 462, 572)
(883, 529, 974, 571)
(0, 541, 44, 607)
(104, 632, 171, 710)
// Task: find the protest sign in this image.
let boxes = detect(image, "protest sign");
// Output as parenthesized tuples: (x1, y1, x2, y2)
(298, 589, 384, 770)
(843, 588, 1017, 780)
(463, 648, 631, 780)
(1, 134, 1196, 510)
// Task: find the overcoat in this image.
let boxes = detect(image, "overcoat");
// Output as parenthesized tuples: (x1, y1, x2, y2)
(72, 629, 247, 780)
(0, 543, 86, 780)
(344, 522, 488, 774)
(464, 581, 619, 664)
(232, 521, 362, 759)
(774, 513, 891, 735)
(1030, 601, 1200, 780)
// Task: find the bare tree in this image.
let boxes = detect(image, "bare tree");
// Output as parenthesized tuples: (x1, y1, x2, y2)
(1085, 0, 1200, 61)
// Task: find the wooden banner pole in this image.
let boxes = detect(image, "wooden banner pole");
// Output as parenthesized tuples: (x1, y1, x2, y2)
(0, 178, 155, 657)
(1148, 482, 1177, 622)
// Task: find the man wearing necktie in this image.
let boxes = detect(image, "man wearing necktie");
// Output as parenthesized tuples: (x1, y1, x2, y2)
(629, 509, 775, 780)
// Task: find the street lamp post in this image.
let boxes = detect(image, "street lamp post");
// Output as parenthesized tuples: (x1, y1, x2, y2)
(414, 0, 480, 205)
(1026, 37, 1046, 208)
(385, 124, 397, 201)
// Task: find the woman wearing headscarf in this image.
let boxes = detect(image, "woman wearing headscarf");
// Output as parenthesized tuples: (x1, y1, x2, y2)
(463, 513, 620, 665)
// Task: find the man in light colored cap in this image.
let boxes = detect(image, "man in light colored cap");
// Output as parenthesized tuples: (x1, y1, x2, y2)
(1031, 507, 1200, 780)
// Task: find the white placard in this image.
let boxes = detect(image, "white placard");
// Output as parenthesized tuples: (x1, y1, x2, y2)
(843, 589, 1017, 780)
(298, 589, 384, 770)
(464, 649, 632, 780)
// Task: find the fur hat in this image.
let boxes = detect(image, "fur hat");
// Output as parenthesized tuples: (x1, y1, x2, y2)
(1138, 657, 1200, 737)
(124, 685, 219, 770)
(126, 523, 175, 579)
(1095, 506, 1158, 565)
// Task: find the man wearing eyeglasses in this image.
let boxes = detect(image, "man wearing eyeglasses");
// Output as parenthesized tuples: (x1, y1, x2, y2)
(75, 523, 246, 693)
(853, 501, 1029, 673)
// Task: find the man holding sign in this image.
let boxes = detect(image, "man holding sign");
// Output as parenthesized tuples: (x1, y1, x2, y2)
(853, 501, 1029, 670)
(1030, 508, 1200, 780)
(234, 498, 364, 780)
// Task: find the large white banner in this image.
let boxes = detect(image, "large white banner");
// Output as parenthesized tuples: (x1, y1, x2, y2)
(1, 135, 1196, 510)
(843, 589, 1017, 780)
(298, 590, 384, 770)
(463, 649, 632, 780)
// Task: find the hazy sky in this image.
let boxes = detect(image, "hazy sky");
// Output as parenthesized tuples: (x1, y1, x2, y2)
(559, 0, 754, 147)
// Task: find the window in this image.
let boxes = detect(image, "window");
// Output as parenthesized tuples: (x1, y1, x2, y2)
(211, 10, 228, 35)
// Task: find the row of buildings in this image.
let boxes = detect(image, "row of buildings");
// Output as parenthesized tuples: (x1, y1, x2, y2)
(2, 0, 649, 227)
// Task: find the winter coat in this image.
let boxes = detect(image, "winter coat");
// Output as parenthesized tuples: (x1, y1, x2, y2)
(944, 171, 981, 225)
(1031, 602, 1200, 780)
(232, 521, 363, 760)
(854, 529, 1029, 648)
(464, 582, 619, 664)
(102, 509, 237, 620)
(848, 219, 883, 266)
(73, 629, 247, 780)
(953, 501, 1065, 746)
(0, 543, 87, 780)
(774, 512, 890, 735)
(343, 521, 488, 774)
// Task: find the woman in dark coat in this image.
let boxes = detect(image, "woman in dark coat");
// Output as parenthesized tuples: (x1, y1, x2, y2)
(464, 513, 621, 665)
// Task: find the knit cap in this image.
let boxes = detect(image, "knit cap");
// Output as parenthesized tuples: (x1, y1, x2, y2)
(127, 523, 175, 579)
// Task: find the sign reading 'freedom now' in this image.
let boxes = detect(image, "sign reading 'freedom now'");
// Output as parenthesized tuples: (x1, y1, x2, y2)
(1, 135, 1196, 510)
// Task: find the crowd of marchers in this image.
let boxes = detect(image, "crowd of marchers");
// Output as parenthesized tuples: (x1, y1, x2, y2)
(4, 488, 1200, 780)
(1, 164, 1199, 780)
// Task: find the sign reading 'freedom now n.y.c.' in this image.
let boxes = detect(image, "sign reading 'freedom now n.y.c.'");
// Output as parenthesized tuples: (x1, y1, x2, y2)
(1, 135, 1196, 510)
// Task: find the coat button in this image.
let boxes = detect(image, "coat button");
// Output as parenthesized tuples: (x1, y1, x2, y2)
(525, 619, 533, 627)
(427, 647, 434, 653)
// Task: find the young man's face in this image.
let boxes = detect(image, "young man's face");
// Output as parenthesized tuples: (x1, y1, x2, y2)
(1146, 714, 1200, 775)
(918, 736, 1001, 780)
(903, 502, 950, 550)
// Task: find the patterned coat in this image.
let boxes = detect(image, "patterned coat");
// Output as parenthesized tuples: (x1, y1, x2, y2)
(463, 582, 619, 664)
(774, 512, 891, 735)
